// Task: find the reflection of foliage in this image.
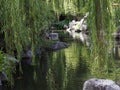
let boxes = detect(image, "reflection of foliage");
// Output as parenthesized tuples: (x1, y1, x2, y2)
(47, 69, 57, 90)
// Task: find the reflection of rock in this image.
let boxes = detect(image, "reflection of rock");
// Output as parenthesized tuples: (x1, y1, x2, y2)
(113, 27, 120, 59)
(0, 72, 8, 86)
(83, 78, 120, 90)
(50, 41, 70, 51)
(35, 48, 45, 57)
(21, 49, 34, 88)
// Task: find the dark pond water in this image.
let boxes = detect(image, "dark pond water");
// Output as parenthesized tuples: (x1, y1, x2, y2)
(5, 42, 90, 90)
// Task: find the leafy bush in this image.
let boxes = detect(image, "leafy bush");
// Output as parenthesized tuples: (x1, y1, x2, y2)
(52, 19, 69, 30)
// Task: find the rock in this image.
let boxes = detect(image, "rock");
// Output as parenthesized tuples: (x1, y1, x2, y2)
(46, 32, 59, 40)
(50, 41, 70, 51)
(83, 78, 120, 90)
(22, 50, 32, 59)
(21, 50, 32, 65)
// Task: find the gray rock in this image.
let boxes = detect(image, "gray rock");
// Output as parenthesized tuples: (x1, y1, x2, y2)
(83, 78, 120, 90)
(22, 50, 32, 65)
(46, 32, 59, 40)
(50, 41, 70, 51)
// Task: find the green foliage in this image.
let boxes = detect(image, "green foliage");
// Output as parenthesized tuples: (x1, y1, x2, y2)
(0, 0, 56, 58)
(112, 0, 120, 26)
(52, 19, 69, 30)
(87, 0, 117, 78)
(0, 50, 16, 85)
(2, 55, 17, 85)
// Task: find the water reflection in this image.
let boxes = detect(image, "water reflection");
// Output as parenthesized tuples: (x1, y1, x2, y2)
(13, 50, 48, 90)
(35, 50, 48, 90)
(11, 42, 89, 90)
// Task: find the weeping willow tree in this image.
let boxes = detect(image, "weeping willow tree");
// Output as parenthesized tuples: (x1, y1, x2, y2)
(0, 0, 55, 59)
(0, 0, 89, 84)
(50, 0, 89, 21)
(87, 0, 116, 78)
(1, 0, 119, 88)
(0, 0, 56, 85)
(112, 0, 120, 26)
(0, 0, 90, 59)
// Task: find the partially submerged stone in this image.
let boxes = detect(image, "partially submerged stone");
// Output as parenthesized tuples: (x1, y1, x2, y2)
(50, 41, 70, 51)
(22, 50, 32, 65)
(83, 78, 120, 90)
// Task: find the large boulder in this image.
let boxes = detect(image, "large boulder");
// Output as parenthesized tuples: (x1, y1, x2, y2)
(83, 78, 120, 90)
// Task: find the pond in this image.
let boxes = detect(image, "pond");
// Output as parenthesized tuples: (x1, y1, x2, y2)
(10, 42, 90, 90)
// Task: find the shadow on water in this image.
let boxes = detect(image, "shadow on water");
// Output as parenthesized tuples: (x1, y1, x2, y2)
(13, 50, 48, 90)
(9, 42, 89, 90)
